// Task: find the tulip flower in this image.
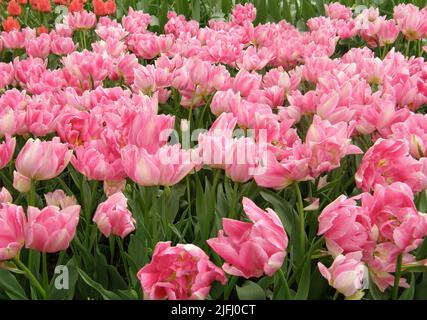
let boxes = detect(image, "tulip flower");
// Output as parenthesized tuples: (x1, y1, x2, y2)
(121, 144, 195, 187)
(137, 241, 226, 300)
(0, 203, 26, 261)
(93, 192, 136, 238)
(318, 252, 368, 298)
(208, 197, 288, 278)
(25, 205, 80, 253)
(13, 138, 72, 192)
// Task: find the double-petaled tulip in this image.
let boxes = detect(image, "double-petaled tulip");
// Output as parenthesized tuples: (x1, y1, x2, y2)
(0, 188, 12, 204)
(25, 205, 80, 253)
(0, 135, 16, 170)
(306, 116, 362, 177)
(0, 203, 26, 261)
(362, 182, 427, 253)
(207, 197, 288, 278)
(137, 241, 226, 300)
(318, 195, 375, 257)
(318, 252, 368, 298)
(44, 190, 77, 209)
(93, 192, 136, 238)
(121, 144, 195, 187)
(13, 138, 72, 192)
(355, 138, 427, 193)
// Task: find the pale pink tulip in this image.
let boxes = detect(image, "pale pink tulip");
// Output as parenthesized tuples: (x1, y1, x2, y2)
(25, 205, 80, 253)
(318, 252, 367, 297)
(14, 137, 72, 182)
(0, 188, 12, 203)
(93, 192, 136, 238)
(44, 190, 77, 209)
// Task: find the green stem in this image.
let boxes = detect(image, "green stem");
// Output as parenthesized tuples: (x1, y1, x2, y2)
(230, 181, 239, 219)
(186, 176, 192, 218)
(13, 257, 47, 300)
(117, 237, 131, 284)
(405, 40, 411, 57)
(42, 253, 48, 289)
(332, 290, 340, 300)
(224, 276, 238, 299)
(293, 182, 306, 259)
(27, 180, 36, 207)
(109, 236, 115, 264)
(392, 253, 403, 300)
(277, 268, 292, 300)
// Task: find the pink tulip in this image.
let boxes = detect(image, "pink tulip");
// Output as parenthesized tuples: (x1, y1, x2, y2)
(55, 110, 101, 146)
(50, 35, 77, 56)
(71, 140, 126, 181)
(93, 192, 136, 238)
(44, 190, 77, 209)
(13, 171, 31, 193)
(127, 33, 173, 60)
(103, 179, 126, 197)
(232, 69, 262, 97)
(318, 195, 375, 257)
(210, 89, 241, 116)
(0, 135, 16, 169)
(122, 7, 151, 34)
(121, 144, 195, 187)
(231, 3, 256, 26)
(207, 197, 288, 278)
(318, 252, 367, 297)
(25, 33, 51, 59)
(137, 241, 226, 300)
(0, 203, 26, 261)
(14, 137, 72, 183)
(254, 143, 312, 190)
(393, 4, 427, 40)
(377, 19, 399, 46)
(25, 205, 80, 253)
(127, 111, 175, 154)
(355, 138, 427, 193)
(224, 137, 259, 183)
(306, 116, 362, 177)
(0, 187, 12, 203)
(390, 113, 427, 159)
(65, 10, 97, 30)
(325, 2, 352, 20)
(0, 62, 15, 90)
(198, 112, 236, 169)
(361, 182, 427, 253)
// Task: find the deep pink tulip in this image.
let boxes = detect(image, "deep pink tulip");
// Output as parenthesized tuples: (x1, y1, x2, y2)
(207, 197, 288, 278)
(355, 138, 427, 193)
(0, 203, 26, 261)
(137, 241, 226, 300)
(318, 195, 375, 257)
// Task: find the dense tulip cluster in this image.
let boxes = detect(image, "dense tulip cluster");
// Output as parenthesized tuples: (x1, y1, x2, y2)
(0, 1, 426, 301)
